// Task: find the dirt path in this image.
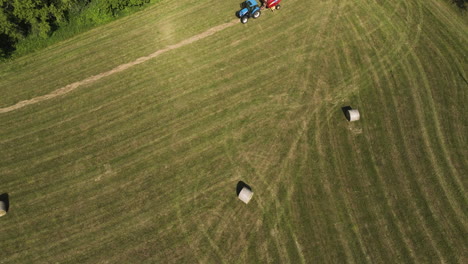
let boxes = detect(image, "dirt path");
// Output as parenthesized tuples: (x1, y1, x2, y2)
(0, 20, 238, 114)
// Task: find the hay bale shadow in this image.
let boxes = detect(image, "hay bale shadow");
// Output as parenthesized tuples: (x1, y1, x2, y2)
(236, 181, 252, 196)
(0, 193, 9, 212)
(341, 106, 353, 121)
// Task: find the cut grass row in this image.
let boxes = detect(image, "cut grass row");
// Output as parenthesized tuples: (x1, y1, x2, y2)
(0, 0, 466, 262)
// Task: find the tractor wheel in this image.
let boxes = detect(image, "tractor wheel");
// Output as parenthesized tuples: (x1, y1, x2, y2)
(276, 5, 281, 10)
(241, 16, 248, 24)
(253, 11, 261, 19)
(253, 11, 262, 18)
(236, 11, 240, 18)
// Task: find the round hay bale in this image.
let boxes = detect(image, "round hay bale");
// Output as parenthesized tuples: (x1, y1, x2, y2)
(238, 187, 254, 204)
(346, 109, 360, 122)
(0, 201, 6, 217)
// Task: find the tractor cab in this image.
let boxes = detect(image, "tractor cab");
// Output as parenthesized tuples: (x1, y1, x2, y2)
(240, 0, 258, 11)
(236, 0, 261, 24)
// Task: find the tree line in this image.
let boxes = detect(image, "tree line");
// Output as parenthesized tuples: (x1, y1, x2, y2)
(0, 0, 150, 59)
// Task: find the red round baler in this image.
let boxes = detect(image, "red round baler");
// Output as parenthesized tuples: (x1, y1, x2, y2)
(262, 0, 282, 9)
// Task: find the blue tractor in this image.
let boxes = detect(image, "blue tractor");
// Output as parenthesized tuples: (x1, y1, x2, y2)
(236, 0, 261, 24)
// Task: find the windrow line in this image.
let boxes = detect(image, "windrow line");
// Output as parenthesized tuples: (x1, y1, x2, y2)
(0, 20, 238, 114)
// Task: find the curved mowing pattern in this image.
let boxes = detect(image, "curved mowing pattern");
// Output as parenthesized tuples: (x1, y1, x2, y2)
(0, 0, 466, 262)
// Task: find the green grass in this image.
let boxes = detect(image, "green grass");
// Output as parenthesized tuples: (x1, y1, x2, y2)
(0, 0, 467, 262)
(4, 1, 158, 61)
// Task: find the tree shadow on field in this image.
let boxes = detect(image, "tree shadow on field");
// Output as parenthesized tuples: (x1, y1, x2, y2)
(451, 0, 466, 10)
(236, 181, 252, 196)
(341, 106, 353, 121)
(0, 34, 16, 59)
(0, 193, 10, 212)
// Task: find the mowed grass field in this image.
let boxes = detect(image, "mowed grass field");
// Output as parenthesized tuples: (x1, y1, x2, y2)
(1, 0, 467, 262)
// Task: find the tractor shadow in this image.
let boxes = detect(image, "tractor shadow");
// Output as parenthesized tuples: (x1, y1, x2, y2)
(236, 181, 252, 196)
(0, 193, 10, 212)
(341, 106, 353, 121)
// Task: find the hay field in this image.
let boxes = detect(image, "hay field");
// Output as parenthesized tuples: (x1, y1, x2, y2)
(0, 0, 467, 262)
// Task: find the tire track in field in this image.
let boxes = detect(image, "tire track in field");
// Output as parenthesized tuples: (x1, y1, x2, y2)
(21, 43, 296, 174)
(207, 1, 338, 262)
(323, 45, 375, 263)
(172, 141, 231, 263)
(318, 36, 367, 264)
(344, 1, 461, 260)
(5, 19, 330, 264)
(423, 34, 468, 195)
(278, 2, 357, 261)
(407, 0, 466, 198)
(382, 69, 460, 250)
(310, 1, 427, 260)
(9, 100, 250, 260)
(174, 195, 204, 263)
(314, 111, 357, 263)
(367, 54, 445, 262)
(402, 51, 467, 228)
(213, 2, 343, 261)
(358, 3, 450, 255)
(321, 0, 424, 126)
(23, 181, 161, 262)
(345, 133, 405, 262)
(405, 48, 466, 216)
(241, 2, 346, 261)
(197, 215, 229, 264)
(0, 40, 250, 144)
(398, 57, 456, 263)
(408, 37, 467, 201)
(12, 67, 266, 260)
(335, 41, 380, 263)
(9, 86, 263, 190)
(361, 9, 462, 258)
(189, 177, 248, 261)
(317, 0, 423, 122)
(0, 45, 222, 143)
(319, 2, 424, 257)
(167, 109, 275, 261)
(306, 8, 362, 259)
(340, 0, 404, 44)
(336, 42, 388, 263)
(361, 64, 422, 263)
(259, 2, 359, 260)
(0, 20, 238, 114)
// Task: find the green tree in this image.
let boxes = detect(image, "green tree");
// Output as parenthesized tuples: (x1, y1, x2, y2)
(96, 0, 149, 16)
(0, 0, 151, 59)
